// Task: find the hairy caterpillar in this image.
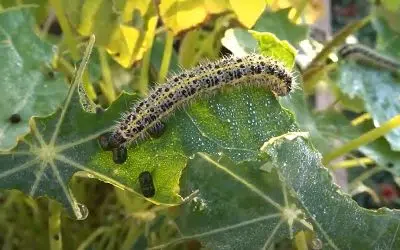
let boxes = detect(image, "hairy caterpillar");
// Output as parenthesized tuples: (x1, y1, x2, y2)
(106, 53, 293, 152)
(338, 44, 400, 73)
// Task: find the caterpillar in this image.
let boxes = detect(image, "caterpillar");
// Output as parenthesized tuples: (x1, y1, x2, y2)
(338, 44, 400, 73)
(106, 53, 293, 153)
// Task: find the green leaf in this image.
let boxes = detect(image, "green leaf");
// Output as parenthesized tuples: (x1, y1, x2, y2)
(337, 62, 400, 151)
(0, 8, 68, 150)
(149, 134, 400, 249)
(264, 134, 400, 249)
(373, 6, 400, 58)
(250, 30, 296, 69)
(170, 154, 304, 249)
(221, 29, 296, 68)
(252, 8, 309, 46)
(0, 29, 299, 219)
(381, 0, 400, 11)
(0, 85, 297, 218)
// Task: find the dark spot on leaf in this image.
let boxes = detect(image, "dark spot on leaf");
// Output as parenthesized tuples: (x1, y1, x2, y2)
(9, 114, 21, 124)
(139, 171, 155, 197)
(112, 146, 128, 164)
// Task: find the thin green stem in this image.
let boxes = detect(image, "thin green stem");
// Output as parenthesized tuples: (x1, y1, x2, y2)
(351, 113, 372, 126)
(157, 31, 174, 83)
(49, 0, 79, 59)
(349, 165, 384, 190)
(50, 35, 95, 147)
(303, 16, 371, 91)
(77, 227, 110, 250)
(138, 15, 158, 95)
(292, 0, 308, 23)
(330, 157, 374, 169)
(48, 200, 62, 250)
(323, 115, 400, 164)
(98, 47, 116, 103)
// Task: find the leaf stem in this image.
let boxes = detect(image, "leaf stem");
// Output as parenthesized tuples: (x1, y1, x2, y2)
(49, 0, 80, 59)
(98, 47, 117, 103)
(329, 157, 374, 169)
(50, 35, 95, 146)
(157, 31, 174, 83)
(351, 113, 371, 126)
(323, 115, 400, 164)
(303, 16, 371, 91)
(48, 200, 62, 250)
(292, 0, 308, 23)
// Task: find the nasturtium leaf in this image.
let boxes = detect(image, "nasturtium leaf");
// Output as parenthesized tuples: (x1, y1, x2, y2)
(221, 28, 258, 58)
(221, 29, 296, 69)
(0, 8, 68, 150)
(337, 62, 400, 151)
(250, 31, 296, 69)
(0, 85, 298, 219)
(149, 132, 400, 249)
(229, 0, 265, 28)
(158, 0, 207, 35)
(264, 134, 400, 249)
(169, 154, 306, 249)
(158, 0, 231, 35)
(62, 0, 156, 68)
(269, 0, 324, 24)
(253, 8, 309, 46)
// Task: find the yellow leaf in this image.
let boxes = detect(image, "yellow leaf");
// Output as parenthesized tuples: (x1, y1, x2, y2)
(269, 0, 324, 24)
(229, 0, 266, 28)
(77, 0, 103, 36)
(107, 13, 158, 68)
(204, 0, 230, 14)
(159, 0, 208, 35)
(122, 0, 151, 22)
(106, 25, 139, 67)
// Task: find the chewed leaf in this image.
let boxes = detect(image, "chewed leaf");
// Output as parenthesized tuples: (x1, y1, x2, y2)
(264, 135, 400, 249)
(0, 31, 299, 218)
(0, 8, 68, 150)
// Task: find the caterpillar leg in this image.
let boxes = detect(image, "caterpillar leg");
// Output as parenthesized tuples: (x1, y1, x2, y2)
(98, 132, 114, 151)
(148, 122, 166, 139)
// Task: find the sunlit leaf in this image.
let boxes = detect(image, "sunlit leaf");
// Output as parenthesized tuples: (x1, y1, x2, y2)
(158, 0, 230, 35)
(270, 0, 324, 24)
(229, 0, 265, 28)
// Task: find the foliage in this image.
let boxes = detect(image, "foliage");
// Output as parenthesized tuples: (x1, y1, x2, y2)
(0, 1, 400, 249)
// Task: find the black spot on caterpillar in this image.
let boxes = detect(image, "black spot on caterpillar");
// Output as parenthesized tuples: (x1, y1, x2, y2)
(138, 171, 155, 198)
(8, 114, 21, 124)
(108, 53, 293, 148)
(338, 44, 400, 73)
(148, 122, 166, 138)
